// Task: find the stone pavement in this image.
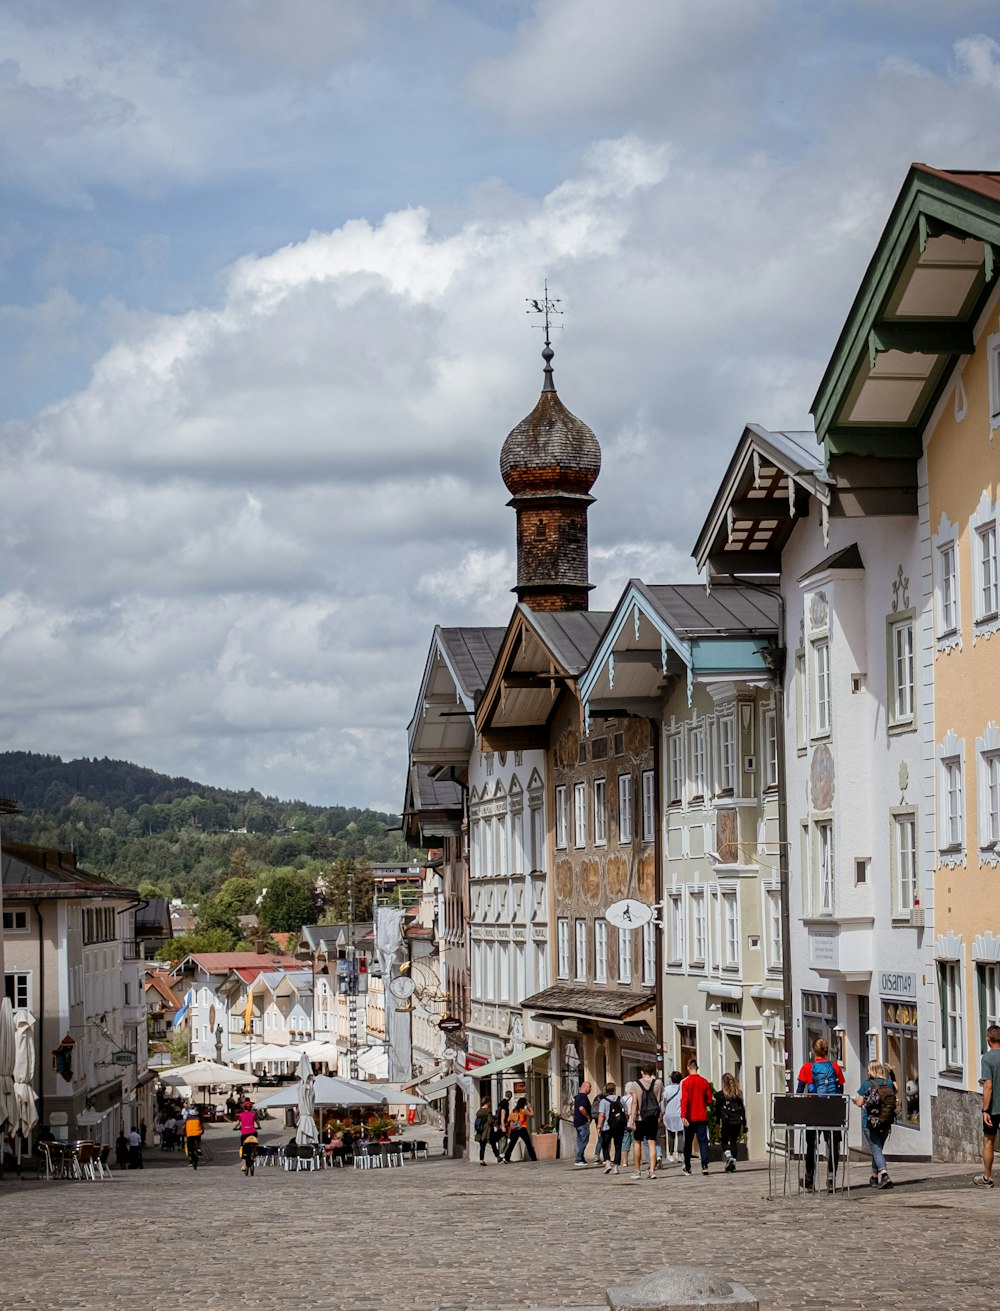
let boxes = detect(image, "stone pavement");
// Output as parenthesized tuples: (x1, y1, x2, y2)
(0, 1124, 995, 1311)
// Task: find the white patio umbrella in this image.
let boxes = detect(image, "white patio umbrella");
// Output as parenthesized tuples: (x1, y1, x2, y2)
(0, 997, 17, 1138)
(160, 1061, 259, 1090)
(254, 1075, 386, 1110)
(12, 1009, 38, 1154)
(293, 1051, 318, 1148)
(229, 1042, 301, 1068)
(299, 1040, 340, 1066)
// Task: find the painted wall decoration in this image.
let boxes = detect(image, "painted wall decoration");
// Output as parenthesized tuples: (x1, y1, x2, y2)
(810, 742, 835, 811)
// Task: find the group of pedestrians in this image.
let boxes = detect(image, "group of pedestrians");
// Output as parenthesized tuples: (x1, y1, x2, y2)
(571, 1059, 747, 1180)
(474, 1093, 537, 1164)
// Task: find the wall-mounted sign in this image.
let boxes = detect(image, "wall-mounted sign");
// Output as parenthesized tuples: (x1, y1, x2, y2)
(605, 899, 653, 929)
(112, 1051, 137, 1065)
(438, 1016, 463, 1032)
(879, 971, 916, 1001)
(808, 927, 839, 969)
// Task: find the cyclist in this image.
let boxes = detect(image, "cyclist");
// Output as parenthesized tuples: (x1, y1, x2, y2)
(236, 1102, 260, 1145)
(184, 1107, 203, 1168)
(241, 1132, 259, 1175)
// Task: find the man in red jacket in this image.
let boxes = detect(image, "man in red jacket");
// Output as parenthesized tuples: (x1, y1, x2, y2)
(680, 1058, 713, 1175)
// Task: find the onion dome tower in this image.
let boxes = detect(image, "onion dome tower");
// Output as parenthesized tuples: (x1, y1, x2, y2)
(500, 310, 601, 612)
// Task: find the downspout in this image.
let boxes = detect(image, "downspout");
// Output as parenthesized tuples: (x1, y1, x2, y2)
(32, 899, 45, 1133)
(771, 602, 794, 1089)
(649, 718, 664, 1077)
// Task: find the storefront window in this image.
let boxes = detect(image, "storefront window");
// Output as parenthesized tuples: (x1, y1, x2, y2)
(883, 1001, 920, 1127)
(801, 991, 837, 1065)
(676, 1023, 697, 1075)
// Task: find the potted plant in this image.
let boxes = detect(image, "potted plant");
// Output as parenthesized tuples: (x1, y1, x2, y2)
(530, 1111, 560, 1161)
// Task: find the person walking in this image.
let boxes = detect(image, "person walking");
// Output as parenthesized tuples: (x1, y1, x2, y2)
(974, 1024, 1000, 1188)
(680, 1058, 713, 1176)
(625, 1064, 663, 1180)
(475, 1096, 501, 1166)
(853, 1059, 897, 1189)
(661, 1071, 683, 1164)
(596, 1081, 628, 1174)
(572, 1081, 593, 1167)
(503, 1097, 537, 1162)
(494, 1093, 510, 1162)
(715, 1072, 747, 1173)
(796, 1037, 846, 1191)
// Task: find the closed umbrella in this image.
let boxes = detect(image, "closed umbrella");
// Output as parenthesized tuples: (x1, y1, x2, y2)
(0, 997, 16, 1138)
(294, 1052, 318, 1148)
(12, 1009, 38, 1160)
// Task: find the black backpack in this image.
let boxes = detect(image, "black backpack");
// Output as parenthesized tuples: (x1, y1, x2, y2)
(863, 1080, 897, 1131)
(638, 1079, 659, 1119)
(605, 1096, 627, 1134)
(720, 1095, 744, 1127)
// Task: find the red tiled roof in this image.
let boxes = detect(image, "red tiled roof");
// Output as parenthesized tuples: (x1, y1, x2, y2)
(913, 164, 1000, 205)
(144, 974, 181, 1008)
(177, 951, 300, 975)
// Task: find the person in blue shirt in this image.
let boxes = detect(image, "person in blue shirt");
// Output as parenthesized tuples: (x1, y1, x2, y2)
(852, 1060, 896, 1189)
(572, 1081, 593, 1167)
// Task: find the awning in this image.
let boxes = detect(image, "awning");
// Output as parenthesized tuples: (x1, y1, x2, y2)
(464, 1046, 547, 1079)
(422, 1072, 460, 1099)
(697, 981, 743, 1000)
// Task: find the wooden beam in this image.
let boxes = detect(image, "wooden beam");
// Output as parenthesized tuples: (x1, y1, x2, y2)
(502, 673, 572, 688)
(868, 322, 974, 362)
(478, 726, 548, 753)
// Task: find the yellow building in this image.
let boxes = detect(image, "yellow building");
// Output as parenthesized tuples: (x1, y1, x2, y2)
(811, 166, 1000, 1159)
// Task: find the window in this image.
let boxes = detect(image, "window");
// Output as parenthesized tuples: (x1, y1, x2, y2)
(795, 648, 807, 752)
(535, 940, 549, 990)
(641, 770, 655, 842)
(765, 889, 782, 970)
(938, 959, 963, 1073)
(556, 919, 570, 978)
(812, 639, 831, 736)
(617, 925, 632, 984)
(978, 725, 1000, 854)
(618, 773, 633, 843)
(939, 541, 958, 634)
(882, 1000, 919, 1126)
(978, 961, 1000, 1051)
(498, 942, 510, 1002)
(573, 782, 587, 848)
(594, 920, 608, 983)
(574, 919, 587, 981)
(978, 523, 999, 620)
(718, 716, 736, 793)
(529, 801, 544, 871)
(691, 892, 706, 964)
(510, 809, 524, 875)
(555, 786, 568, 850)
(4, 972, 30, 1010)
(763, 709, 778, 789)
(2, 910, 28, 932)
(889, 618, 915, 725)
(990, 330, 1000, 427)
(941, 755, 964, 850)
(803, 991, 838, 1065)
(690, 726, 707, 800)
(721, 891, 739, 969)
(892, 812, 917, 915)
(593, 777, 607, 845)
(668, 733, 684, 805)
(816, 820, 834, 916)
(642, 919, 656, 985)
(668, 893, 685, 965)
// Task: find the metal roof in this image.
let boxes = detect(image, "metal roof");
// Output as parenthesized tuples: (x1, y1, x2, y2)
(638, 582, 780, 637)
(436, 627, 506, 704)
(526, 607, 613, 673)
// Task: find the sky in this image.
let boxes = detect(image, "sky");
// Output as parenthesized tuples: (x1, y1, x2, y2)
(2, 0, 1000, 812)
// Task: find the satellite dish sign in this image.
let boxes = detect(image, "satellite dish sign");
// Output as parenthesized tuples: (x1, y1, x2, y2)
(605, 898, 653, 929)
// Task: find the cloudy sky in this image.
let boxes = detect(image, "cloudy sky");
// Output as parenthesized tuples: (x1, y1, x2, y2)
(2, 0, 1000, 811)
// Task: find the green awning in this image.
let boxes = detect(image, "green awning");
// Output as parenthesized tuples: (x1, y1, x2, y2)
(467, 1045, 548, 1079)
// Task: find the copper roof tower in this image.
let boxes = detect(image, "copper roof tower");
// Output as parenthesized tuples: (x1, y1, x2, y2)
(500, 295, 601, 612)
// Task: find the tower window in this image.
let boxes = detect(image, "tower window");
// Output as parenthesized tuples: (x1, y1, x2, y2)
(535, 522, 546, 538)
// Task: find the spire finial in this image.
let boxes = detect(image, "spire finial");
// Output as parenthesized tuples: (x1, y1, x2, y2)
(526, 279, 562, 392)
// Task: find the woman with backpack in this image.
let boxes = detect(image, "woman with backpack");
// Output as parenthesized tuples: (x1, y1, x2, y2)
(660, 1071, 683, 1164)
(796, 1037, 846, 1191)
(503, 1097, 537, 1163)
(596, 1081, 628, 1175)
(852, 1060, 896, 1189)
(715, 1072, 747, 1173)
(474, 1095, 501, 1166)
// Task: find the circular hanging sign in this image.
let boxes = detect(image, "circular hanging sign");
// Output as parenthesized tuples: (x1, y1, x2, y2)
(604, 898, 654, 929)
(389, 975, 416, 1000)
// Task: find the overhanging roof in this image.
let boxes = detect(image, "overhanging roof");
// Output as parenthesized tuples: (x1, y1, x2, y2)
(466, 1045, 548, 1078)
(520, 983, 655, 1024)
(813, 163, 1000, 460)
(405, 624, 506, 764)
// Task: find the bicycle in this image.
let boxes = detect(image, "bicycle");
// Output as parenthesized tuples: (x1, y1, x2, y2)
(185, 1136, 201, 1170)
(241, 1137, 258, 1177)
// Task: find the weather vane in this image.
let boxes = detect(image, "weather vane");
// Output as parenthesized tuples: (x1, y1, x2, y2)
(526, 280, 562, 347)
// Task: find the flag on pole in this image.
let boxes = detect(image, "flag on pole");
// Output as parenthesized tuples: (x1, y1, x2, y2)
(173, 987, 194, 1028)
(243, 987, 254, 1035)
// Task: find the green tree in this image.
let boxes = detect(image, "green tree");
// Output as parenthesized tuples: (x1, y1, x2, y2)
(155, 926, 238, 962)
(320, 857, 374, 924)
(257, 871, 316, 934)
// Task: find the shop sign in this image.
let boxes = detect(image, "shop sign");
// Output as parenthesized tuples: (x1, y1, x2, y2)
(879, 971, 916, 1001)
(808, 927, 838, 968)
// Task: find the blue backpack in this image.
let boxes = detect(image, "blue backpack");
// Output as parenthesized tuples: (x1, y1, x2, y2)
(809, 1059, 840, 1097)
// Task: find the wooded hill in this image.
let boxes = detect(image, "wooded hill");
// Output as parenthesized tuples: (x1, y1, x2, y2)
(0, 751, 419, 904)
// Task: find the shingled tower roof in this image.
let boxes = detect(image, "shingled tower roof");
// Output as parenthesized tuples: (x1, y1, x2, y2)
(500, 338, 601, 611)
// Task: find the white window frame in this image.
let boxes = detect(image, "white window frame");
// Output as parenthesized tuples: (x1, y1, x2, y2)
(721, 890, 739, 970)
(668, 893, 685, 966)
(573, 781, 587, 849)
(933, 512, 962, 651)
(498, 941, 510, 1002)
(812, 638, 831, 737)
(939, 743, 965, 854)
(3, 971, 31, 1011)
(1, 909, 29, 933)
(939, 957, 964, 1073)
(765, 888, 782, 972)
(889, 616, 915, 727)
(891, 810, 917, 916)
(617, 924, 632, 985)
(690, 726, 707, 801)
(594, 919, 608, 983)
(989, 330, 1000, 428)
(971, 492, 1000, 638)
(593, 776, 607, 846)
(641, 769, 655, 842)
(642, 919, 656, 985)
(555, 785, 568, 850)
(816, 819, 834, 916)
(667, 732, 684, 806)
(618, 773, 633, 843)
(763, 708, 778, 790)
(574, 918, 587, 982)
(556, 918, 570, 979)
(718, 715, 736, 794)
(690, 892, 706, 966)
(795, 647, 807, 753)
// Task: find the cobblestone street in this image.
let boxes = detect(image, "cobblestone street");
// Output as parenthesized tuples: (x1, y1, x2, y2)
(0, 1122, 995, 1311)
